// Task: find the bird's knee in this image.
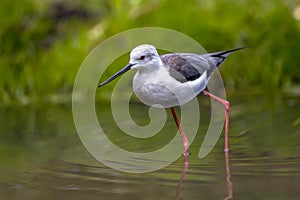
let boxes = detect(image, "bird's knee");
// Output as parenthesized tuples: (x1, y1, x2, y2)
(225, 101, 230, 111)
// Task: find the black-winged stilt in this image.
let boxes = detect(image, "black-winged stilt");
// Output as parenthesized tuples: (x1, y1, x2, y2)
(98, 44, 245, 155)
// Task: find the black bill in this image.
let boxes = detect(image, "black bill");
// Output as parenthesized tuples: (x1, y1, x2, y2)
(98, 63, 134, 87)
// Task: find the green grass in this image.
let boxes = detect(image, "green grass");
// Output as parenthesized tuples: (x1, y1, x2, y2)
(0, 0, 300, 105)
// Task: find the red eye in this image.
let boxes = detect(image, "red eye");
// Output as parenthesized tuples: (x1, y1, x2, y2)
(139, 56, 145, 60)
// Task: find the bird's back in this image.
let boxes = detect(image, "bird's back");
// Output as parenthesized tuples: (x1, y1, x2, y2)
(160, 47, 246, 83)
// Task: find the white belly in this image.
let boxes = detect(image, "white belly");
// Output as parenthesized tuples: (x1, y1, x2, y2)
(133, 83, 181, 108)
(132, 69, 207, 108)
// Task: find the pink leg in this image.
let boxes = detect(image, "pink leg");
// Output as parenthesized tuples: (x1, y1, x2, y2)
(223, 150, 233, 200)
(202, 90, 230, 152)
(170, 107, 189, 156)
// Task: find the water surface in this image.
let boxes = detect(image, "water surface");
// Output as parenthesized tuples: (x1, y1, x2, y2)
(1, 91, 300, 200)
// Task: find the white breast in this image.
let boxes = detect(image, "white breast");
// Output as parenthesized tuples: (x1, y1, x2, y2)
(132, 66, 208, 108)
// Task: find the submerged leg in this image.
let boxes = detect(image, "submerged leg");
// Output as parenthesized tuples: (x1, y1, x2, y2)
(202, 90, 230, 152)
(223, 150, 233, 200)
(170, 107, 189, 156)
(175, 154, 189, 200)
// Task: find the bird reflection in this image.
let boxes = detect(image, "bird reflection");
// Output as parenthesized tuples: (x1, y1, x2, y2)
(175, 151, 233, 200)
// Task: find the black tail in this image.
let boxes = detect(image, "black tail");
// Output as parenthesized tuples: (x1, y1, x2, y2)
(209, 46, 247, 67)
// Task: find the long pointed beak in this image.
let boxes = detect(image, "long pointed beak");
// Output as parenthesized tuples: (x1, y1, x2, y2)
(98, 63, 134, 87)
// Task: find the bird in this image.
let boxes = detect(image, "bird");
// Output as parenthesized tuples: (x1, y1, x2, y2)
(98, 44, 245, 156)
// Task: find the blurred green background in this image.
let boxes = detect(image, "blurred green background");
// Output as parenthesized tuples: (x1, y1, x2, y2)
(1, 0, 300, 105)
(1, 1, 300, 199)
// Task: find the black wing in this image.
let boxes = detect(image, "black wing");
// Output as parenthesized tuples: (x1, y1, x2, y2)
(207, 46, 247, 66)
(160, 53, 211, 83)
(161, 47, 246, 83)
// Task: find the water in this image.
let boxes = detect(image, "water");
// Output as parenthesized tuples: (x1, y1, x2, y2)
(1, 91, 300, 200)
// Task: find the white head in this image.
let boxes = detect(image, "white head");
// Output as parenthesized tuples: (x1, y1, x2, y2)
(129, 44, 162, 71)
(98, 44, 161, 87)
